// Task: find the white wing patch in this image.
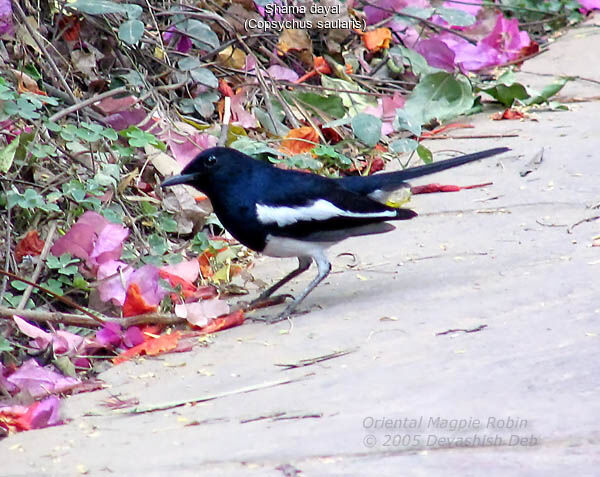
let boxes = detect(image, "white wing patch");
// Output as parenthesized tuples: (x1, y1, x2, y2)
(255, 199, 395, 227)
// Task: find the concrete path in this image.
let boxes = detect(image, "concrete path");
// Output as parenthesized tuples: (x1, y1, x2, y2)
(2, 20, 600, 477)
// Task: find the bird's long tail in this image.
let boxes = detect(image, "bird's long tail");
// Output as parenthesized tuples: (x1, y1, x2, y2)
(338, 147, 510, 195)
(388, 147, 510, 181)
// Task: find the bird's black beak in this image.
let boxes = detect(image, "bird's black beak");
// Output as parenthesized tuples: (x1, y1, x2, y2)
(161, 173, 199, 188)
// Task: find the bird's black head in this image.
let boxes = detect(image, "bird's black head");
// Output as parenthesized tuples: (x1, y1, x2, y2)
(161, 147, 233, 191)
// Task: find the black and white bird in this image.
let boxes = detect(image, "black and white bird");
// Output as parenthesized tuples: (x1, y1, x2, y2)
(162, 146, 509, 322)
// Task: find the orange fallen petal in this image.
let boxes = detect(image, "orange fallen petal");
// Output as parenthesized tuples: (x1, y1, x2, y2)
(113, 331, 181, 364)
(421, 123, 474, 138)
(362, 28, 392, 52)
(199, 310, 245, 334)
(492, 109, 526, 120)
(218, 78, 234, 97)
(15, 230, 45, 263)
(313, 56, 332, 74)
(280, 126, 319, 155)
(122, 283, 158, 317)
(159, 270, 198, 301)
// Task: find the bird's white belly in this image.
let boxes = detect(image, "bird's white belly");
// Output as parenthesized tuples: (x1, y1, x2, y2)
(262, 235, 332, 258)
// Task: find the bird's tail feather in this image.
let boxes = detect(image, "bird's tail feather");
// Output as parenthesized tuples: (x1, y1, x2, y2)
(390, 147, 510, 181)
(338, 147, 510, 195)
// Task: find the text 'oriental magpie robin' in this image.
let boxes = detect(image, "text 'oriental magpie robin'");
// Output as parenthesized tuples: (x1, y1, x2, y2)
(162, 146, 509, 322)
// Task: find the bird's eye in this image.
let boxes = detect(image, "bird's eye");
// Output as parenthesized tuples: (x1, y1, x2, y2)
(206, 155, 217, 167)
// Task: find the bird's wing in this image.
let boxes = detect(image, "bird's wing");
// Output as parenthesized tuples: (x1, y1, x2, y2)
(255, 185, 417, 241)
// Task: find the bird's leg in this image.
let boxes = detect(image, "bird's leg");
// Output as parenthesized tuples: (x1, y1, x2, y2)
(267, 255, 332, 324)
(249, 256, 312, 306)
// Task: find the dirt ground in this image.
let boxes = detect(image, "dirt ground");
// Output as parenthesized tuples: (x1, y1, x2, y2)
(2, 20, 600, 477)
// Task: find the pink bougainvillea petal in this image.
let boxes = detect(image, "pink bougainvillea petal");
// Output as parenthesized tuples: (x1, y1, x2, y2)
(6, 359, 80, 399)
(97, 260, 134, 305)
(415, 39, 456, 72)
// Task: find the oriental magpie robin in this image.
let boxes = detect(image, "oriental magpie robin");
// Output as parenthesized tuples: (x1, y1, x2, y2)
(162, 146, 509, 322)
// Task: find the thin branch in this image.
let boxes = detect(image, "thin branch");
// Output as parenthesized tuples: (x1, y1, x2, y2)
(11, 0, 78, 104)
(0, 305, 184, 328)
(48, 86, 128, 123)
(0, 270, 105, 324)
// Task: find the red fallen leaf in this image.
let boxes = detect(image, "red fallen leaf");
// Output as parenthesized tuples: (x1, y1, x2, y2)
(492, 109, 526, 120)
(197, 310, 245, 334)
(198, 252, 213, 279)
(420, 123, 474, 138)
(59, 16, 81, 42)
(515, 41, 540, 66)
(295, 56, 332, 84)
(360, 28, 392, 52)
(369, 157, 385, 174)
(15, 230, 45, 263)
(321, 127, 342, 144)
(122, 283, 158, 317)
(159, 269, 197, 301)
(411, 182, 493, 194)
(280, 127, 320, 155)
(17, 79, 47, 96)
(218, 78, 234, 97)
(314, 56, 332, 74)
(140, 324, 163, 338)
(113, 331, 182, 364)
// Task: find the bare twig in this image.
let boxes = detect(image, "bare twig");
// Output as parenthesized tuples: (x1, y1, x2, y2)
(567, 215, 600, 234)
(0, 270, 105, 324)
(121, 373, 315, 414)
(275, 347, 359, 370)
(0, 305, 184, 328)
(11, 1, 78, 105)
(436, 324, 488, 336)
(48, 86, 128, 123)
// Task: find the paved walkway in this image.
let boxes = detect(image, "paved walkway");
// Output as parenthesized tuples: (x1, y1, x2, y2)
(2, 19, 600, 477)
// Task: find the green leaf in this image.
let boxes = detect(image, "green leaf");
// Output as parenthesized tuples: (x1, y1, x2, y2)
(179, 19, 220, 50)
(180, 92, 219, 118)
(523, 77, 572, 106)
(351, 113, 382, 147)
(53, 356, 76, 377)
(0, 335, 13, 352)
(405, 72, 474, 124)
(483, 83, 529, 107)
(294, 92, 346, 119)
(399, 6, 435, 21)
(178, 57, 201, 71)
(416, 144, 433, 164)
(44, 279, 64, 296)
(122, 4, 143, 19)
(320, 76, 377, 116)
(189, 68, 218, 89)
(70, 0, 128, 15)
(436, 7, 476, 26)
(388, 45, 438, 77)
(148, 233, 168, 255)
(11, 280, 28, 291)
(390, 138, 418, 153)
(119, 19, 144, 45)
(229, 137, 281, 157)
(0, 135, 19, 173)
(393, 109, 422, 136)
(159, 215, 178, 233)
(253, 107, 289, 137)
